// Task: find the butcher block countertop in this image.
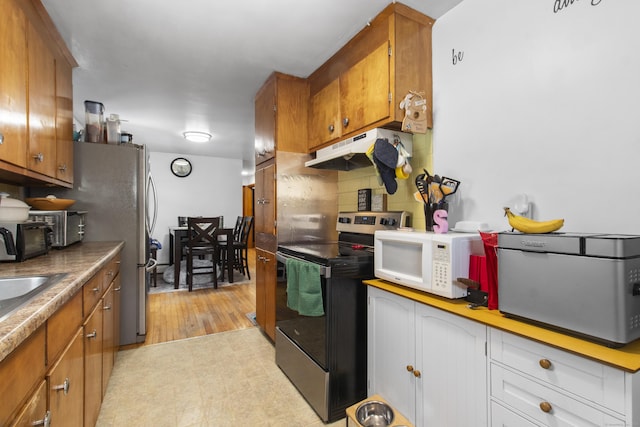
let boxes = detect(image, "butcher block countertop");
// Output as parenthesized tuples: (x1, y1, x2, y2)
(364, 279, 640, 373)
(0, 241, 124, 363)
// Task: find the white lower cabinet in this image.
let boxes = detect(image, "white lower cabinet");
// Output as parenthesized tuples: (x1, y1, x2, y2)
(367, 286, 488, 426)
(489, 329, 633, 427)
(368, 285, 640, 427)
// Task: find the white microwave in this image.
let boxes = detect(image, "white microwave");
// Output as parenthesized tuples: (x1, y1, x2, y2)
(374, 230, 483, 299)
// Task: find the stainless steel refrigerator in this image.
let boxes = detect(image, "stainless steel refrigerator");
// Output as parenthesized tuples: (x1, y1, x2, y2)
(32, 142, 158, 345)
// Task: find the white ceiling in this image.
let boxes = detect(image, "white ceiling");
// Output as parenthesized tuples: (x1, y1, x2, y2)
(42, 0, 463, 175)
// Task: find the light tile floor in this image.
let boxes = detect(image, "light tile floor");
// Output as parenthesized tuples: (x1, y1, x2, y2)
(97, 327, 347, 427)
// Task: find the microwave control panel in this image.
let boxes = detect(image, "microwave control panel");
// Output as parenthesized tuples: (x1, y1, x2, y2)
(432, 241, 452, 292)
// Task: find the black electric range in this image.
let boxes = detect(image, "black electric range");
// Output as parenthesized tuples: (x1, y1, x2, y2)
(275, 211, 410, 422)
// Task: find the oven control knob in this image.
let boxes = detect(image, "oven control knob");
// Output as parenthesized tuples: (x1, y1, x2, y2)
(338, 217, 351, 224)
(381, 218, 397, 226)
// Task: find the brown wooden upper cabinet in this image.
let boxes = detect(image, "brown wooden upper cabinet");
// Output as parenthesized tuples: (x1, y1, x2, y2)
(27, 22, 57, 179)
(0, 0, 29, 169)
(307, 3, 434, 151)
(0, 0, 76, 187)
(254, 72, 308, 166)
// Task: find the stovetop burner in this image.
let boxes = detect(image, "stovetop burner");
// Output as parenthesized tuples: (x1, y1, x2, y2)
(277, 241, 374, 265)
(277, 211, 409, 264)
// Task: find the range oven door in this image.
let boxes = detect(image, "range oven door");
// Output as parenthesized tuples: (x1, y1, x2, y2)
(275, 249, 369, 423)
(275, 251, 329, 369)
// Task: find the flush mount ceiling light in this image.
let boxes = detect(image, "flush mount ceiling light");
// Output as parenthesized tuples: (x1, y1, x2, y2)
(183, 131, 212, 143)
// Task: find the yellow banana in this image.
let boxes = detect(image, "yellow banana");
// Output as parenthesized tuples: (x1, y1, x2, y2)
(503, 207, 564, 234)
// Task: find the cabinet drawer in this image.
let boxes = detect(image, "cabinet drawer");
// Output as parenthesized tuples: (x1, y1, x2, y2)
(490, 401, 538, 427)
(489, 329, 624, 413)
(83, 272, 104, 318)
(47, 290, 82, 364)
(491, 364, 624, 426)
(102, 254, 120, 289)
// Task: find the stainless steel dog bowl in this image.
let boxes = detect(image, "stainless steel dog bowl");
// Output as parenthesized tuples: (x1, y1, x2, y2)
(356, 401, 395, 427)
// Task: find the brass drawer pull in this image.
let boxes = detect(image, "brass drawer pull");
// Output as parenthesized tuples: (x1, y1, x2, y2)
(539, 401, 552, 413)
(539, 358, 552, 369)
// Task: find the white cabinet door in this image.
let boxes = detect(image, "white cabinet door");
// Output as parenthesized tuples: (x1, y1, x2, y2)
(415, 303, 488, 427)
(367, 287, 416, 422)
(368, 287, 488, 426)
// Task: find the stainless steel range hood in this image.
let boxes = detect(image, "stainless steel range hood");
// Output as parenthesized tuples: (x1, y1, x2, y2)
(305, 128, 412, 171)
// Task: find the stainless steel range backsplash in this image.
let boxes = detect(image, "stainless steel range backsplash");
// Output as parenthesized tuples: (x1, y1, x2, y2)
(276, 151, 338, 244)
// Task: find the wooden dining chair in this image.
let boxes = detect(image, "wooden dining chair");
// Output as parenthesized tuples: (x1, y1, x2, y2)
(232, 216, 254, 279)
(185, 216, 221, 291)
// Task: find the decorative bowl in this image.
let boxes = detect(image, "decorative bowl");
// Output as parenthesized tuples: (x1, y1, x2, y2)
(25, 197, 76, 211)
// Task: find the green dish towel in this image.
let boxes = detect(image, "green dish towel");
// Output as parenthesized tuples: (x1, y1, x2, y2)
(286, 258, 324, 317)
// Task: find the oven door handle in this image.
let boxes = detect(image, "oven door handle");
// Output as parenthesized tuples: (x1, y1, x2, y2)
(276, 251, 331, 278)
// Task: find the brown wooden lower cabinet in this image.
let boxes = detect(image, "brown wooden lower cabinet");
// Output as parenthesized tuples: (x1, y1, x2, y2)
(255, 248, 277, 341)
(48, 328, 84, 426)
(11, 380, 48, 427)
(102, 282, 116, 398)
(0, 249, 121, 426)
(0, 326, 45, 426)
(84, 302, 104, 427)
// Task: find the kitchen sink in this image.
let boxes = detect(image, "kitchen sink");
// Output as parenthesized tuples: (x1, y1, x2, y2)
(0, 273, 68, 322)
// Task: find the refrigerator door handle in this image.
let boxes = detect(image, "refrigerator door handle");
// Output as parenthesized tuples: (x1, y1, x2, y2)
(146, 173, 158, 236)
(144, 257, 157, 272)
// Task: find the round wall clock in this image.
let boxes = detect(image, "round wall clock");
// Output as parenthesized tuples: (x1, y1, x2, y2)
(170, 157, 192, 177)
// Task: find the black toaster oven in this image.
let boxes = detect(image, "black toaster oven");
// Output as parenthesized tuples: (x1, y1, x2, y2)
(0, 222, 51, 262)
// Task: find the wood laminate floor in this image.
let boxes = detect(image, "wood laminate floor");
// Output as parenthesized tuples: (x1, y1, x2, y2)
(142, 248, 257, 346)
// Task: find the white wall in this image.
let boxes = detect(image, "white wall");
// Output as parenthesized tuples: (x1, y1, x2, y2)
(432, 0, 640, 233)
(149, 152, 243, 265)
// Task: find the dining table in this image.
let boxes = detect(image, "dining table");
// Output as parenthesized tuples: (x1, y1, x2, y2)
(169, 226, 234, 289)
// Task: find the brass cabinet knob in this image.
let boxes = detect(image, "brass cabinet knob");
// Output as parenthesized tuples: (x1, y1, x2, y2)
(406, 365, 414, 372)
(539, 359, 552, 369)
(413, 370, 422, 378)
(539, 401, 552, 413)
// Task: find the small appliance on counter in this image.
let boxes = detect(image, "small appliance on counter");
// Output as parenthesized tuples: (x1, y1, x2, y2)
(0, 221, 51, 262)
(374, 230, 483, 299)
(28, 211, 87, 248)
(498, 232, 640, 347)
